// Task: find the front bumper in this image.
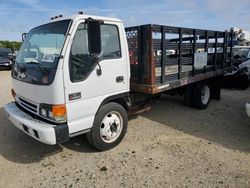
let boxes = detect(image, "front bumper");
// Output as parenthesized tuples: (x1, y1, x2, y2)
(246, 103, 250, 117)
(4, 102, 69, 145)
(0, 64, 11, 69)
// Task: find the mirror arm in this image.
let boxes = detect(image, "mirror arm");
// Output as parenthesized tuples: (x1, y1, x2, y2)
(94, 52, 103, 76)
(96, 61, 102, 76)
(22, 33, 27, 42)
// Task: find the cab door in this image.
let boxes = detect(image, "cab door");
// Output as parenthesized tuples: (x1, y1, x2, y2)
(63, 20, 130, 134)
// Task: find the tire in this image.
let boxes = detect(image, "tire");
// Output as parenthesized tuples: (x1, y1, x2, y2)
(192, 83, 210, 109)
(86, 102, 128, 151)
(184, 85, 194, 107)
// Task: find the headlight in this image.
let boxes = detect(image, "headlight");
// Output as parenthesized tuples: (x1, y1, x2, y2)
(39, 104, 67, 123)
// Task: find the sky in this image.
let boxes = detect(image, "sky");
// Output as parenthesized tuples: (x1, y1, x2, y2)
(0, 0, 249, 41)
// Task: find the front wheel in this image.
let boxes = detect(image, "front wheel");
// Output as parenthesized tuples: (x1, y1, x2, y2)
(86, 102, 128, 151)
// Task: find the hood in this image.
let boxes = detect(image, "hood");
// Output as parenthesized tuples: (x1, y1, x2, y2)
(0, 57, 11, 63)
(12, 68, 65, 105)
(239, 59, 250, 69)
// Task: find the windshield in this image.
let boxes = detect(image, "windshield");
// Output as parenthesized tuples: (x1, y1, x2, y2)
(238, 49, 250, 58)
(13, 20, 71, 85)
(233, 48, 250, 59)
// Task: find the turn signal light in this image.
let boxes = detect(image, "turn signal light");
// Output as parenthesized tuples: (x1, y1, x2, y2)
(39, 103, 67, 123)
(52, 104, 67, 117)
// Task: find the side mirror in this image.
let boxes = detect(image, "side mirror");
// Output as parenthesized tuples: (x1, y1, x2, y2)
(87, 19, 102, 57)
(22, 33, 27, 42)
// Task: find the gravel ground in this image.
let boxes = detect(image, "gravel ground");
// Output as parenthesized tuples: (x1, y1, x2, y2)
(0, 70, 250, 188)
(0, 71, 12, 108)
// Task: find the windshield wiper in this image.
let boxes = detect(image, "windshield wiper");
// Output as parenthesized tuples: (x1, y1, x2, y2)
(25, 61, 48, 74)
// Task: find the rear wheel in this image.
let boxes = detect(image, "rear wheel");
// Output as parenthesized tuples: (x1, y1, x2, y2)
(192, 83, 210, 109)
(86, 102, 128, 151)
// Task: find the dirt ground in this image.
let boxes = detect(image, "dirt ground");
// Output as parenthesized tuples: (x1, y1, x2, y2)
(0, 70, 250, 188)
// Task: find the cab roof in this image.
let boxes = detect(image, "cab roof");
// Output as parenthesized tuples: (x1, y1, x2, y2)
(48, 14, 122, 24)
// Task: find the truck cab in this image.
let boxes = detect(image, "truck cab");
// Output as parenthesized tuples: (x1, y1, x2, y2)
(5, 14, 130, 150)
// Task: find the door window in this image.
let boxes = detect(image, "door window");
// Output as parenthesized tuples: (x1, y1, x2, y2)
(69, 23, 121, 82)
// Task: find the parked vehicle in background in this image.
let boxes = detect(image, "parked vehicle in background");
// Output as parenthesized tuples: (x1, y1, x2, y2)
(232, 46, 250, 65)
(239, 59, 250, 78)
(223, 47, 250, 90)
(230, 27, 250, 46)
(230, 28, 250, 80)
(222, 45, 250, 90)
(223, 65, 249, 90)
(4, 13, 234, 150)
(0, 48, 14, 70)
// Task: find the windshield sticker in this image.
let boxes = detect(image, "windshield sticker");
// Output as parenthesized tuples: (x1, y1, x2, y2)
(42, 54, 55, 63)
(24, 58, 38, 63)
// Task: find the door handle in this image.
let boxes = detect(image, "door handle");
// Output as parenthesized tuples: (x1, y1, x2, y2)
(116, 76, 124, 83)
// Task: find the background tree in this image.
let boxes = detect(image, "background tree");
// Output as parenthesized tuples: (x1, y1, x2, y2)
(0, 40, 22, 52)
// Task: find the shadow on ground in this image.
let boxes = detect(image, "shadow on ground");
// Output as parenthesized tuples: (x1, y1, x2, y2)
(0, 88, 249, 164)
(141, 89, 250, 153)
(0, 108, 96, 164)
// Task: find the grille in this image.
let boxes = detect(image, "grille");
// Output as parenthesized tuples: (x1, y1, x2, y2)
(18, 97, 38, 113)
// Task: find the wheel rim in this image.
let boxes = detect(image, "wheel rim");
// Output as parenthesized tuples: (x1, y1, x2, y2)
(201, 85, 210, 105)
(100, 111, 123, 143)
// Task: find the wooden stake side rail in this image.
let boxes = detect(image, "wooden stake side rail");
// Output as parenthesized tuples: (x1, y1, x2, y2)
(125, 24, 234, 94)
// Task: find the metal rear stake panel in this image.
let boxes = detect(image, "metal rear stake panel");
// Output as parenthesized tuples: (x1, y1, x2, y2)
(125, 24, 234, 94)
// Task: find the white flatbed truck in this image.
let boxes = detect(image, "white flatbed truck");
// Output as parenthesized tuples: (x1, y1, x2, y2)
(4, 13, 233, 150)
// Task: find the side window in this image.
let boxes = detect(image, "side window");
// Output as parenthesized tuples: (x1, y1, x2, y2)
(69, 23, 121, 82)
(101, 25, 121, 59)
(69, 23, 92, 82)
